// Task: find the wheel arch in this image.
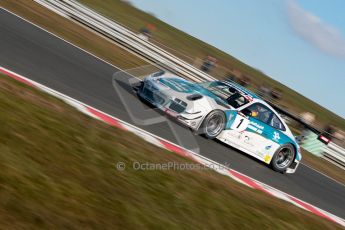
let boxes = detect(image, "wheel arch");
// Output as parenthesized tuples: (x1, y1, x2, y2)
(288, 142, 300, 162)
(198, 109, 226, 126)
(199, 109, 227, 138)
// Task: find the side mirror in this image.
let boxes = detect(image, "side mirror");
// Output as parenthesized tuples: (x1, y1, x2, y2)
(241, 108, 252, 117)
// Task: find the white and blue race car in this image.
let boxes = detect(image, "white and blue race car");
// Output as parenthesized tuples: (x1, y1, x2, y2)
(137, 71, 302, 173)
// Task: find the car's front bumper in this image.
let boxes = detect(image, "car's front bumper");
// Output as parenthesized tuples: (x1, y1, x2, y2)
(138, 80, 204, 130)
(176, 112, 204, 130)
(286, 160, 300, 174)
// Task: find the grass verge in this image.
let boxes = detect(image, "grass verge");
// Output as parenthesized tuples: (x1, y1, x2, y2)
(0, 73, 343, 229)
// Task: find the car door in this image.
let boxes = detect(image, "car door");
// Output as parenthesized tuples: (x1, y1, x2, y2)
(237, 103, 278, 160)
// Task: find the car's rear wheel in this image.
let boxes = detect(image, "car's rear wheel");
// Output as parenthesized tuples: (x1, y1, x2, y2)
(270, 144, 295, 173)
(200, 110, 226, 139)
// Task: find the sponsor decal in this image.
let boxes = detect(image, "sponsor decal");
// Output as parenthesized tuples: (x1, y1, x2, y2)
(244, 135, 250, 143)
(273, 131, 280, 142)
(248, 121, 264, 134)
(264, 154, 271, 163)
(250, 121, 264, 130)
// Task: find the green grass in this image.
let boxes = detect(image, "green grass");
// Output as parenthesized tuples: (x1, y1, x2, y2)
(78, 0, 345, 131)
(0, 74, 343, 229)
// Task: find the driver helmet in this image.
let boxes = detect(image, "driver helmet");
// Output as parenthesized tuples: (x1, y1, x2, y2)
(251, 104, 263, 117)
(252, 110, 259, 117)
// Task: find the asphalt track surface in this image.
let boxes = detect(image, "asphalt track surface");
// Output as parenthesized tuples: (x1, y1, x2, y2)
(1, 9, 345, 219)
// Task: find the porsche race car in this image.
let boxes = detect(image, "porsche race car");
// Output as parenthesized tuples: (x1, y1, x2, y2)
(137, 71, 302, 173)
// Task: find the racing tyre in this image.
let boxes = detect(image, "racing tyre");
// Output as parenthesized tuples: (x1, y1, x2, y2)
(270, 144, 295, 173)
(200, 110, 226, 139)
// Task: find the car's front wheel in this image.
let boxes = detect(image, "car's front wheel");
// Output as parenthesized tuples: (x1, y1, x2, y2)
(200, 110, 226, 139)
(270, 144, 295, 173)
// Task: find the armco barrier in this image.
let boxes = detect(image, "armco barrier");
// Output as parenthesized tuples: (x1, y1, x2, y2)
(33, 1, 345, 167)
(323, 143, 345, 169)
(33, 0, 214, 83)
(299, 131, 345, 168)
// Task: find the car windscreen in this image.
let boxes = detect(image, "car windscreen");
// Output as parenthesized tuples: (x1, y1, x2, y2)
(198, 81, 249, 108)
